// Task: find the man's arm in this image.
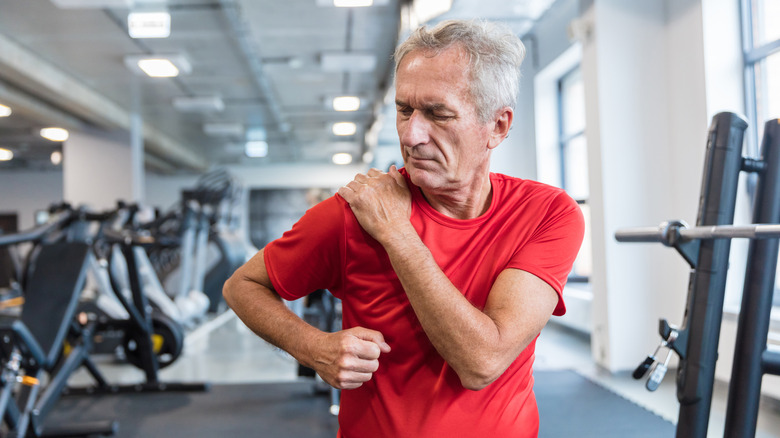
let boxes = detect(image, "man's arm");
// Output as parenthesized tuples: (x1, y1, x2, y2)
(223, 249, 391, 389)
(338, 167, 559, 390)
(383, 234, 557, 390)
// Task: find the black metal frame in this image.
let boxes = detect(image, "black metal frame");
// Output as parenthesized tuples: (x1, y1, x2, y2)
(615, 113, 780, 437)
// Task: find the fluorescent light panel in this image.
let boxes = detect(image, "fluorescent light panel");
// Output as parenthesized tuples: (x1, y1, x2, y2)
(138, 59, 178, 77)
(124, 54, 191, 78)
(0, 104, 11, 117)
(332, 122, 357, 136)
(245, 141, 268, 158)
(40, 127, 69, 142)
(316, 0, 388, 6)
(334, 0, 372, 6)
(332, 152, 353, 165)
(333, 96, 361, 111)
(412, 0, 453, 23)
(50, 0, 132, 8)
(0, 148, 12, 161)
(128, 11, 170, 38)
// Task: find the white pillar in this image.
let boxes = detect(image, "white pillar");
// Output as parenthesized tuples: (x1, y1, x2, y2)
(582, 0, 708, 371)
(63, 126, 145, 210)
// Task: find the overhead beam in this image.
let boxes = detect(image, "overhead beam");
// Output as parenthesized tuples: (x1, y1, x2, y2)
(0, 32, 207, 172)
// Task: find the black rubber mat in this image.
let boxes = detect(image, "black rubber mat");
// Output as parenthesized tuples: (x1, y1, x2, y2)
(47, 370, 674, 437)
(535, 370, 675, 437)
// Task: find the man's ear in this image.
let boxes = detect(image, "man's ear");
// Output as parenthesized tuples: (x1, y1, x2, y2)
(488, 107, 513, 150)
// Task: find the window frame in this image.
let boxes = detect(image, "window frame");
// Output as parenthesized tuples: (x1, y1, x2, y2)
(556, 65, 590, 284)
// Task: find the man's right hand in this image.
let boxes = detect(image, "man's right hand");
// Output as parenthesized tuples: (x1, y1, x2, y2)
(311, 327, 391, 389)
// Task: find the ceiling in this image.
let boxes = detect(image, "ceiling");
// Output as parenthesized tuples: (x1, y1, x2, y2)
(0, 0, 555, 174)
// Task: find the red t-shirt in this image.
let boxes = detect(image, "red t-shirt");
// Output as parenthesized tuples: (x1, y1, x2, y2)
(265, 170, 584, 438)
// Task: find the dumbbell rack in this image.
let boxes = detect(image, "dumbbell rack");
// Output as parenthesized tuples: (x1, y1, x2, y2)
(615, 113, 780, 438)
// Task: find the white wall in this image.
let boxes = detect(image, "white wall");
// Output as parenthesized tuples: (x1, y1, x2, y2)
(63, 127, 142, 210)
(0, 170, 64, 229)
(582, 0, 701, 371)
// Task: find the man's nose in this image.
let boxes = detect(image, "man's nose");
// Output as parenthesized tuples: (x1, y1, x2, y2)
(400, 111, 430, 147)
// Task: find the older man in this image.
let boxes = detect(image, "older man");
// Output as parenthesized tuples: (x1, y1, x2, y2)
(224, 19, 584, 438)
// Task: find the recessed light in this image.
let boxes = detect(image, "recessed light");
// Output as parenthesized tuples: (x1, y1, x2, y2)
(245, 141, 268, 158)
(138, 59, 179, 77)
(0, 104, 11, 117)
(51, 150, 63, 165)
(40, 127, 69, 142)
(332, 152, 353, 165)
(128, 11, 171, 39)
(333, 96, 361, 112)
(0, 148, 13, 161)
(334, 0, 372, 6)
(315, 0, 389, 6)
(124, 54, 191, 78)
(332, 122, 357, 136)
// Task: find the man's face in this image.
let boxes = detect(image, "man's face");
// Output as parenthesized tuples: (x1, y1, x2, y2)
(395, 46, 502, 194)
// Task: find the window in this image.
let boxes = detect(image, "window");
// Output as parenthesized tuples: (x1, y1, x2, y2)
(741, 0, 780, 305)
(557, 66, 591, 283)
(743, 0, 780, 150)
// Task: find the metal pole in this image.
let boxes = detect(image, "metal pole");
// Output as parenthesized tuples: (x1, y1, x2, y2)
(724, 119, 780, 437)
(615, 223, 780, 242)
(675, 112, 747, 438)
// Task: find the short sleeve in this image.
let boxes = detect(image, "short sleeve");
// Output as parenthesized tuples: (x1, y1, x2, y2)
(507, 191, 585, 316)
(264, 196, 345, 301)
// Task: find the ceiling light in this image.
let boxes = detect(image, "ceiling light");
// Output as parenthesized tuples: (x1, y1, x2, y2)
(334, 0, 372, 6)
(128, 11, 171, 38)
(333, 96, 361, 112)
(321, 53, 377, 72)
(245, 141, 268, 158)
(332, 153, 353, 165)
(412, 0, 453, 23)
(40, 127, 69, 142)
(316, 0, 389, 6)
(203, 122, 244, 137)
(50, 150, 63, 165)
(332, 122, 357, 136)
(0, 148, 13, 161)
(173, 96, 225, 112)
(138, 59, 179, 77)
(0, 104, 11, 117)
(124, 54, 191, 78)
(50, 0, 132, 8)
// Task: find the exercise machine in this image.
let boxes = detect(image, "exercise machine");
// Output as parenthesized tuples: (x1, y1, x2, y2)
(615, 114, 780, 438)
(0, 210, 117, 437)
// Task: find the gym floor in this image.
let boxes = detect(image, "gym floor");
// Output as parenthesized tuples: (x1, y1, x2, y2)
(68, 310, 780, 437)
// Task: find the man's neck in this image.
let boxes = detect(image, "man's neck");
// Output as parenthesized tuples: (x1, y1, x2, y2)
(419, 174, 493, 220)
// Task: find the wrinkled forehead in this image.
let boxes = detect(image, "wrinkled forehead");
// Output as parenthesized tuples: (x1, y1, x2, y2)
(395, 46, 471, 85)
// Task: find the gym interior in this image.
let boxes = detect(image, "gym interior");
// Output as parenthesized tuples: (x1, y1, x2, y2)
(0, 0, 779, 437)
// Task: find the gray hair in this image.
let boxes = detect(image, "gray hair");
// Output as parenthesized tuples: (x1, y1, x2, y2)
(394, 19, 526, 123)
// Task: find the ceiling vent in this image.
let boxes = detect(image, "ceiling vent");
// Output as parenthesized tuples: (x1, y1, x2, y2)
(203, 123, 244, 137)
(173, 96, 225, 113)
(50, 0, 132, 8)
(321, 53, 377, 73)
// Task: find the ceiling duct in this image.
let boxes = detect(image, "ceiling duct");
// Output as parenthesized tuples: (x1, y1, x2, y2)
(173, 96, 225, 113)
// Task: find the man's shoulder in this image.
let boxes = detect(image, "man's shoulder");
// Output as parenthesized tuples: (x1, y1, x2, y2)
(490, 173, 567, 199)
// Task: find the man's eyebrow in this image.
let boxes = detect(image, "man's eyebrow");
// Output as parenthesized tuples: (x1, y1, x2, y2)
(394, 100, 450, 112)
